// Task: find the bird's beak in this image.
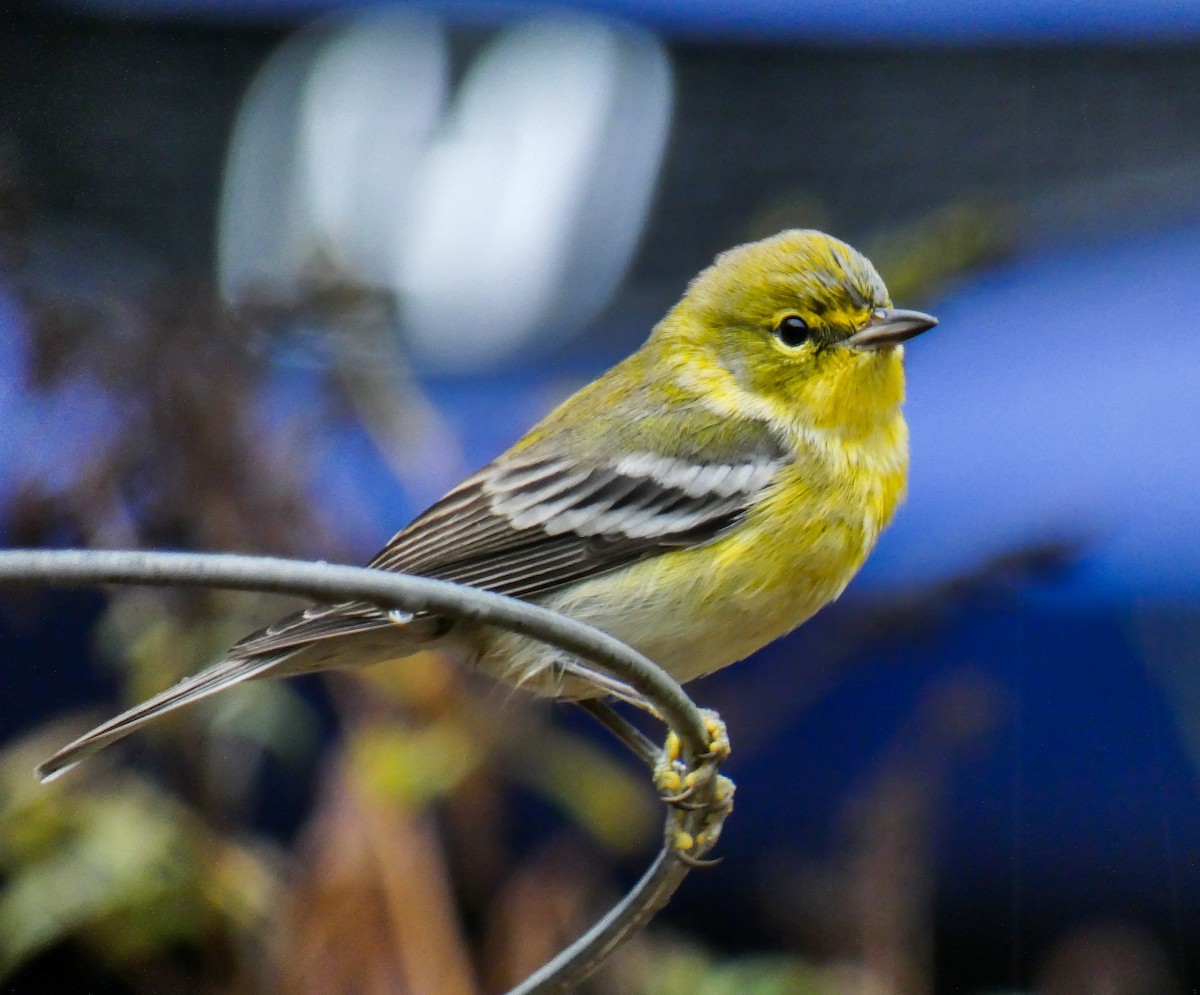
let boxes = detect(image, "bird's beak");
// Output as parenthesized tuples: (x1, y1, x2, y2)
(846, 308, 938, 351)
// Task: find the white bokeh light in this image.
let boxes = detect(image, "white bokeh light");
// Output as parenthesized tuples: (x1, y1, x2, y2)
(217, 10, 671, 371)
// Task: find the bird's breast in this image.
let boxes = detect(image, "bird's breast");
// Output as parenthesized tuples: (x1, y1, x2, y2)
(493, 415, 909, 690)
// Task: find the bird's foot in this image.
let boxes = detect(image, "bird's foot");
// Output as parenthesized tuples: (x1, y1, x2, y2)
(653, 709, 734, 866)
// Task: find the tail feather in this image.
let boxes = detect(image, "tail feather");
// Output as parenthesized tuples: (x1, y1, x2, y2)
(37, 652, 292, 783)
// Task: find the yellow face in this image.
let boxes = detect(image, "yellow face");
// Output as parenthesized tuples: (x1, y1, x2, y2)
(660, 229, 915, 436)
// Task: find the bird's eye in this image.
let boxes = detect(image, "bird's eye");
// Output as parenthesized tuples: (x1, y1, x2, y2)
(774, 315, 811, 348)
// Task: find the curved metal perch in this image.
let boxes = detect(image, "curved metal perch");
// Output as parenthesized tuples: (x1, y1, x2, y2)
(0, 549, 731, 993)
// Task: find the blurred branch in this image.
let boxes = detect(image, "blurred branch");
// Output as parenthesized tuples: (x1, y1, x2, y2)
(866, 201, 1015, 304)
(0, 548, 731, 993)
(314, 279, 470, 505)
(274, 759, 478, 995)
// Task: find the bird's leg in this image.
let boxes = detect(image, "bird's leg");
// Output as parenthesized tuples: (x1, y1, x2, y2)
(576, 699, 660, 770)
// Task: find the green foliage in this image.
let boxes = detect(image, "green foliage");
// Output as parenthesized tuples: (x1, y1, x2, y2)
(638, 948, 888, 995)
(0, 731, 277, 978)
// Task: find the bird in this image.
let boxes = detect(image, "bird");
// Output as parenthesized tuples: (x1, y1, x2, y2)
(39, 229, 937, 782)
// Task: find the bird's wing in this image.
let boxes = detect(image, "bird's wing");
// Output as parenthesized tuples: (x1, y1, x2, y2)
(38, 430, 790, 781)
(228, 422, 790, 658)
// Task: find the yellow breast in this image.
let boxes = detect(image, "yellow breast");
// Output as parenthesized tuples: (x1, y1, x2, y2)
(484, 348, 910, 693)
(634, 420, 906, 680)
(509, 407, 907, 689)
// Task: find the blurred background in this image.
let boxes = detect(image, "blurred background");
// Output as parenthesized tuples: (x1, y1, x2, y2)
(3, 1, 1200, 992)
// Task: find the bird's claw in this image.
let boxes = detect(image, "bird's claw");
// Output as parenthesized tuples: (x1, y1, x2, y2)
(673, 849, 725, 869)
(653, 709, 730, 795)
(698, 711, 731, 762)
(654, 709, 734, 867)
(664, 772, 735, 864)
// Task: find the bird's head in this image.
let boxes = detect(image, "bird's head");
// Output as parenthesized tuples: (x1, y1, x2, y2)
(655, 229, 937, 436)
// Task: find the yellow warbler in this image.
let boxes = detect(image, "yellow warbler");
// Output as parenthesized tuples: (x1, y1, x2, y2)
(41, 229, 936, 780)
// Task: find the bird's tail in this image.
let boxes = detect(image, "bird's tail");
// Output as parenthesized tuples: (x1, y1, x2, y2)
(37, 652, 291, 783)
